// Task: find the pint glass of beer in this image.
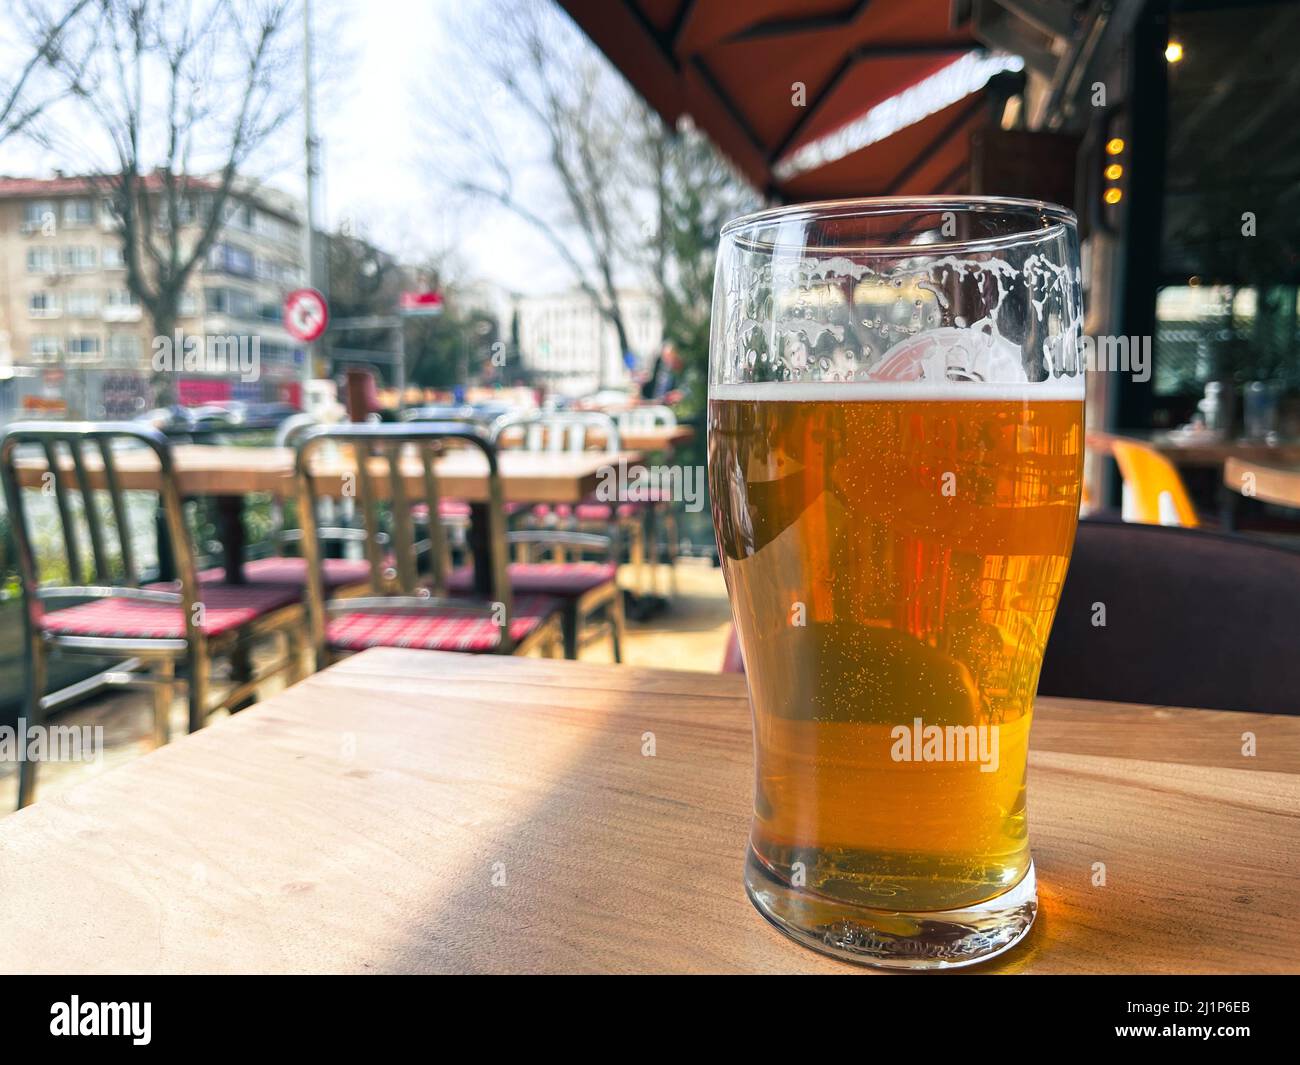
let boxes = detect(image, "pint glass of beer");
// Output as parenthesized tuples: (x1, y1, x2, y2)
(708, 198, 1084, 968)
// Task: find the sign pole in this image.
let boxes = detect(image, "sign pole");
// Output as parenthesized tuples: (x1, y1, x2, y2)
(395, 318, 406, 414)
(300, 0, 318, 398)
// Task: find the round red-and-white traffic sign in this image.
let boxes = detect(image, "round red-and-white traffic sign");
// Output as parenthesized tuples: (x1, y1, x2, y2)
(283, 287, 329, 342)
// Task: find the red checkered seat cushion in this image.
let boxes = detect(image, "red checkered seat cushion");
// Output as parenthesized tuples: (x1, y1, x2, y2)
(574, 501, 644, 521)
(325, 594, 560, 653)
(200, 557, 373, 590)
(529, 503, 573, 522)
(39, 581, 302, 640)
(411, 500, 524, 521)
(446, 562, 617, 598)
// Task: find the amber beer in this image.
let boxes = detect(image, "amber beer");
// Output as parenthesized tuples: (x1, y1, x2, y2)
(709, 382, 1083, 914)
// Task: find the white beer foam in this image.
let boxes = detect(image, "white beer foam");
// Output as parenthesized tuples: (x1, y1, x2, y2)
(711, 378, 1084, 402)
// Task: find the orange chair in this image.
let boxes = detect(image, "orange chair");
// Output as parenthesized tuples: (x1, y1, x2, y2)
(1110, 440, 1200, 527)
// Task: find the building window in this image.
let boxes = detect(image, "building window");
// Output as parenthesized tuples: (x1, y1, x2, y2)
(100, 197, 119, 225)
(208, 242, 254, 277)
(225, 200, 254, 230)
(65, 290, 99, 317)
(29, 335, 60, 362)
(66, 335, 102, 363)
(254, 211, 295, 243)
(107, 333, 141, 362)
(26, 247, 58, 273)
(61, 246, 98, 273)
(103, 287, 141, 322)
(179, 290, 199, 316)
(205, 286, 256, 319)
(102, 244, 125, 270)
(226, 244, 254, 277)
(28, 292, 60, 318)
(62, 199, 94, 227)
(21, 201, 55, 233)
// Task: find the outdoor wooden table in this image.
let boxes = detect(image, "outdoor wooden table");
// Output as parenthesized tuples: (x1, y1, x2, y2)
(0, 648, 1294, 974)
(1224, 456, 1300, 509)
(1087, 428, 1300, 468)
(14, 444, 641, 586)
(601, 424, 694, 452)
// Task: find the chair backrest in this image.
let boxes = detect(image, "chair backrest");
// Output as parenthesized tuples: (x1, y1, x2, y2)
(293, 423, 515, 653)
(490, 410, 621, 454)
(274, 412, 320, 448)
(617, 405, 676, 433)
(1039, 519, 1300, 714)
(0, 421, 200, 641)
(1110, 440, 1199, 527)
(398, 405, 480, 424)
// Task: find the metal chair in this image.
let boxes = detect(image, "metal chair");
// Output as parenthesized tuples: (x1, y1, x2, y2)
(497, 409, 678, 598)
(294, 423, 565, 668)
(273, 412, 320, 448)
(0, 422, 305, 808)
(492, 409, 640, 554)
(618, 405, 681, 596)
(488, 411, 629, 660)
(401, 407, 527, 558)
(200, 411, 376, 593)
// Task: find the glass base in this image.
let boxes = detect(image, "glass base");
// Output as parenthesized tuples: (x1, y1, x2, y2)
(745, 848, 1037, 970)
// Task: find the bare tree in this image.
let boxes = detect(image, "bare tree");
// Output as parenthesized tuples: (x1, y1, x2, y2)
(47, 0, 300, 400)
(633, 114, 759, 412)
(431, 0, 645, 388)
(0, 0, 98, 144)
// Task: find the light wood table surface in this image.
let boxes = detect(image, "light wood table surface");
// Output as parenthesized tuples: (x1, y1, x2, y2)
(0, 649, 1295, 974)
(586, 424, 693, 452)
(493, 424, 694, 452)
(1224, 456, 1300, 509)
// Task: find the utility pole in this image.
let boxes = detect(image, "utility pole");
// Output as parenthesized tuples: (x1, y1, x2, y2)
(300, 0, 318, 397)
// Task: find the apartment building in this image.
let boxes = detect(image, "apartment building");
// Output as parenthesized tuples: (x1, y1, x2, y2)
(515, 287, 662, 397)
(0, 174, 306, 421)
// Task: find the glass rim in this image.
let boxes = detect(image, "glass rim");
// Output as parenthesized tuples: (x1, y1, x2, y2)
(720, 195, 1077, 256)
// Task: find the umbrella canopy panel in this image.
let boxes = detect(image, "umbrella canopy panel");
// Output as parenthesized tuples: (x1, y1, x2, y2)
(559, 0, 992, 200)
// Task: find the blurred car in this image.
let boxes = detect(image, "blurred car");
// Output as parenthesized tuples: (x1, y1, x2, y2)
(135, 402, 298, 436)
(400, 402, 520, 427)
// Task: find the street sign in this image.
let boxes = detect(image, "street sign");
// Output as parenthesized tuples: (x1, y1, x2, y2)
(284, 287, 329, 342)
(399, 291, 443, 317)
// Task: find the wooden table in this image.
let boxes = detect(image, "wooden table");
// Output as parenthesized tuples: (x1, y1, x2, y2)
(1, 649, 1295, 974)
(14, 444, 641, 585)
(13, 444, 638, 503)
(1224, 456, 1300, 509)
(602, 424, 694, 452)
(490, 424, 693, 453)
(1087, 428, 1300, 468)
